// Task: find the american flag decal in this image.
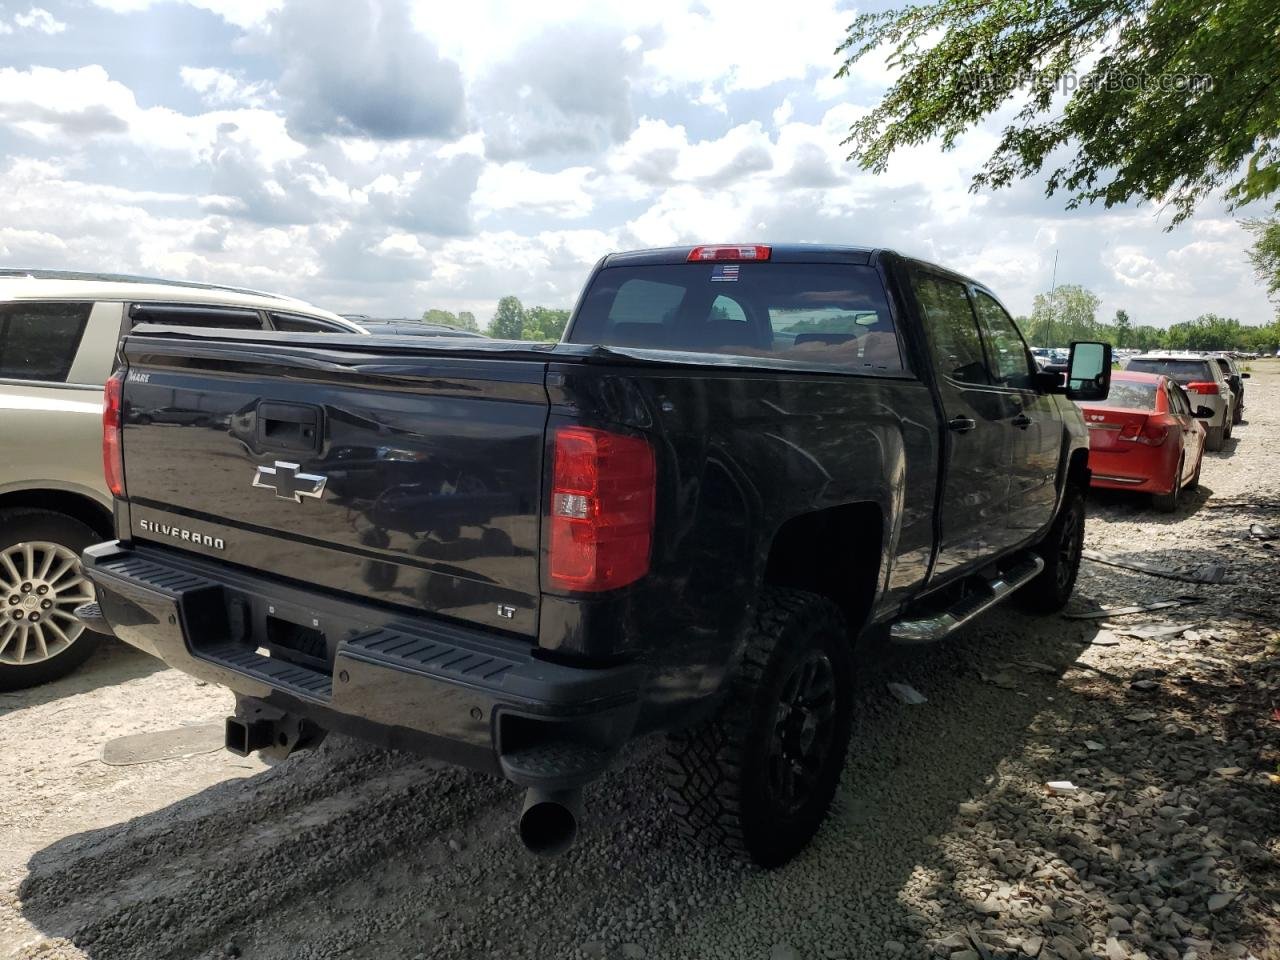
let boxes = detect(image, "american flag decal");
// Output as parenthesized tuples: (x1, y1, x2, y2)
(710, 264, 740, 282)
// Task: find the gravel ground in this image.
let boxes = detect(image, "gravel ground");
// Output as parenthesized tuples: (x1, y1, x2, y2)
(2, 365, 1279, 960)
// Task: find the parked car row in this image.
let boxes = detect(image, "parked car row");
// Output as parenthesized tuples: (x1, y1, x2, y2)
(1075, 350, 1250, 512)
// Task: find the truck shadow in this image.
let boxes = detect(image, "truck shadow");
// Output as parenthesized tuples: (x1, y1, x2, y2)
(0, 640, 165, 718)
(14, 552, 1276, 959)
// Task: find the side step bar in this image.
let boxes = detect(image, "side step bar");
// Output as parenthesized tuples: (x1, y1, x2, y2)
(890, 554, 1045, 645)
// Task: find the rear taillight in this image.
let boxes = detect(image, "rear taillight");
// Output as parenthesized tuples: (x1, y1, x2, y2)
(1186, 381, 1219, 395)
(686, 245, 771, 262)
(549, 427, 655, 592)
(103, 370, 125, 498)
(1118, 418, 1169, 445)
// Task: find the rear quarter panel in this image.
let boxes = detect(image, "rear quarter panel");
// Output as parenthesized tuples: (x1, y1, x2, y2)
(542, 363, 938, 727)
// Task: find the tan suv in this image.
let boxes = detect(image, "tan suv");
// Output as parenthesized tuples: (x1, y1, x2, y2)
(0, 269, 366, 690)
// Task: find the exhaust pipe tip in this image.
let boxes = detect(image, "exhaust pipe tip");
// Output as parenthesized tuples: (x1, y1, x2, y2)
(518, 787, 583, 857)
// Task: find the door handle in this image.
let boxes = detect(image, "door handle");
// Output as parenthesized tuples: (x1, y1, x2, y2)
(1012, 414, 1034, 429)
(948, 416, 977, 433)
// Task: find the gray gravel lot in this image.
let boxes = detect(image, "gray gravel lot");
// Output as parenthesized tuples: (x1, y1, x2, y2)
(2, 365, 1278, 960)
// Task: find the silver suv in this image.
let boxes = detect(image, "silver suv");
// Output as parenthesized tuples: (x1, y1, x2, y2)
(1124, 352, 1235, 451)
(0, 270, 365, 690)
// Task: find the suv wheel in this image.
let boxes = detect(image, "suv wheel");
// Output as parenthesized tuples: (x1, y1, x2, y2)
(664, 587, 853, 868)
(1014, 486, 1085, 614)
(0, 510, 106, 691)
(1205, 424, 1225, 452)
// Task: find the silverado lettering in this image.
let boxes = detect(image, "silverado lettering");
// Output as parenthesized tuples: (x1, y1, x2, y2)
(137, 519, 225, 549)
(84, 243, 1111, 867)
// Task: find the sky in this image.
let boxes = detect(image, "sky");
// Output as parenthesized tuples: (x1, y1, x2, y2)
(0, 0, 1274, 329)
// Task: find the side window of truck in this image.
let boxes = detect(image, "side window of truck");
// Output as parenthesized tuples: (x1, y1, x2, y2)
(0, 301, 93, 382)
(972, 290, 1034, 387)
(910, 273, 988, 385)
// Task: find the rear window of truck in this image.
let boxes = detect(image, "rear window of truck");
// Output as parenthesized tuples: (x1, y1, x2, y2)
(1125, 358, 1211, 384)
(568, 263, 902, 374)
(0, 301, 92, 382)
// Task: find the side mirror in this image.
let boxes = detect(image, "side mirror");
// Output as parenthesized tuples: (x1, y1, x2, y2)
(1064, 341, 1112, 402)
(1241, 372, 1251, 379)
(1195, 405, 1214, 419)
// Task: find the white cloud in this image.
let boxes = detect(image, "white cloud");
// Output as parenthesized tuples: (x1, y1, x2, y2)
(10, 6, 66, 33)
(0, 65, 305, 166)
(1110, 245, 1190, 293)
(90, 0, 280, 29)
(474, 164, 597, 219)
(179, 67, 272, 108)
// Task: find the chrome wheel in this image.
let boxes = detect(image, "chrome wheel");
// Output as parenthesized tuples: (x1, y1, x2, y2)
(0, 541, 95, 665)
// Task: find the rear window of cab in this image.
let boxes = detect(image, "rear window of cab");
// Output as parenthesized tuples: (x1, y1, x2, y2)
(567, 263, 903, 374)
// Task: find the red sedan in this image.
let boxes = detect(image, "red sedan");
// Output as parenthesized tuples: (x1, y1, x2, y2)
(1078, 371, 1207, 512)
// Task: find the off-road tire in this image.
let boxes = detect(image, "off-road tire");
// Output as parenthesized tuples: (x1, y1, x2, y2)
(1205, 424, 1225, 452)
(663, 587, 854, 868)
(1151, 458, 1183, 513)
(0, 509, 106, 691)
(1013, 486, 1085, 614)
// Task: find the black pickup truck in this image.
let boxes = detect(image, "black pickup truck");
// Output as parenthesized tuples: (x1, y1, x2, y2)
(82, 244, 1110, 867)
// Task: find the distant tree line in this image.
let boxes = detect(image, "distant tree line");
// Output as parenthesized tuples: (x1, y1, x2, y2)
(488, 297, 571, 341)
(417, 298, 571, 341)
(1016, 283, 1280, 353)
(420, 308, 479, 332)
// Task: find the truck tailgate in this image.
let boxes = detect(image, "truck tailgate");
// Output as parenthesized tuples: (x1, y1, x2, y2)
(119, 332, 550, 637)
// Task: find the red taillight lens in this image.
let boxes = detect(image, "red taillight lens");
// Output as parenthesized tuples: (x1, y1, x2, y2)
(103, 370, 125, 498)
(1186, 381, 1219, 395)
(1140, 424, 1169, 445)
(1118, 416, 1168, 445)
(686, 245, 771, 262)
(549, 427, 655, 592)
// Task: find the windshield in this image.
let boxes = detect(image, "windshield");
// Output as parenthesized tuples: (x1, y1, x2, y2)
(568, 263, 902, 374)
(1125, 358, 1212, 383)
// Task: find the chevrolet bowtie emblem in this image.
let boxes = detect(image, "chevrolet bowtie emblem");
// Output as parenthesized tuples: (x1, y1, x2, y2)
(252, 461, 327, 503)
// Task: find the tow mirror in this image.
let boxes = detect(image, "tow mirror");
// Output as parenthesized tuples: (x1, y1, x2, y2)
(1064, 341, 1112, 402)
(1195, 405, 1214, 419)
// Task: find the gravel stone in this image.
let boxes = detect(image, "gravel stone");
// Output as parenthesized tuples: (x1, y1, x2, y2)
(1207, 893, 1236, 913)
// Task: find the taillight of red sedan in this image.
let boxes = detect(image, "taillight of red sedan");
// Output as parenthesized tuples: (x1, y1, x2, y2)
(1118, 418, 1170, 445)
